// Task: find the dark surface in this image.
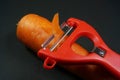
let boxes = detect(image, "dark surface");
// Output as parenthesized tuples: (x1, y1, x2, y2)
(0, 0, 120, 80)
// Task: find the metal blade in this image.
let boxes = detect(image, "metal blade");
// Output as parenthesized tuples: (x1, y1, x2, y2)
(41, 35, 54, 49)
(50, 27, 73, 51)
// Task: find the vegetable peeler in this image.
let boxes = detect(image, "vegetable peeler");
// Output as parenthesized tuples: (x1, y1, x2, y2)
(37, 18, 120, 78)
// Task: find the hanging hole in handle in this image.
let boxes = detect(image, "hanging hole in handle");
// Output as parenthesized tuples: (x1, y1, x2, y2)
(43, 57, 56, 70)
(71, 36, 94, 56)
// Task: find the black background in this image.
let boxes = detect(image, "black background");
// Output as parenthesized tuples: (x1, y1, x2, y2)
(0, 0, 120, 80)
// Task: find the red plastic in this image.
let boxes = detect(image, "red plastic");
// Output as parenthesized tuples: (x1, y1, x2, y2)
(38, 18, 120, 78)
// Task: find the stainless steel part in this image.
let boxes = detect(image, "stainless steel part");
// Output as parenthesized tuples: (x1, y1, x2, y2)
(41, 35, 54, 49)
(50, 27, 73, 51)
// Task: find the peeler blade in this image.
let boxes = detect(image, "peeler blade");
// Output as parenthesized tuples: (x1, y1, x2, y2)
(50, 26, 73, 51)
(41, 35, 54, 49)
(41, 22, 73, 51)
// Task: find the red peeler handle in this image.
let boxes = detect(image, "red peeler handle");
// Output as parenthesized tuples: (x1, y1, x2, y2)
(66, 18, 120, 78)
(38, 17, 120, 78)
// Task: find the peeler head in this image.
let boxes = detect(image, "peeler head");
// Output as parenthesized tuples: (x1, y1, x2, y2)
(38, 17, 108, 70)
